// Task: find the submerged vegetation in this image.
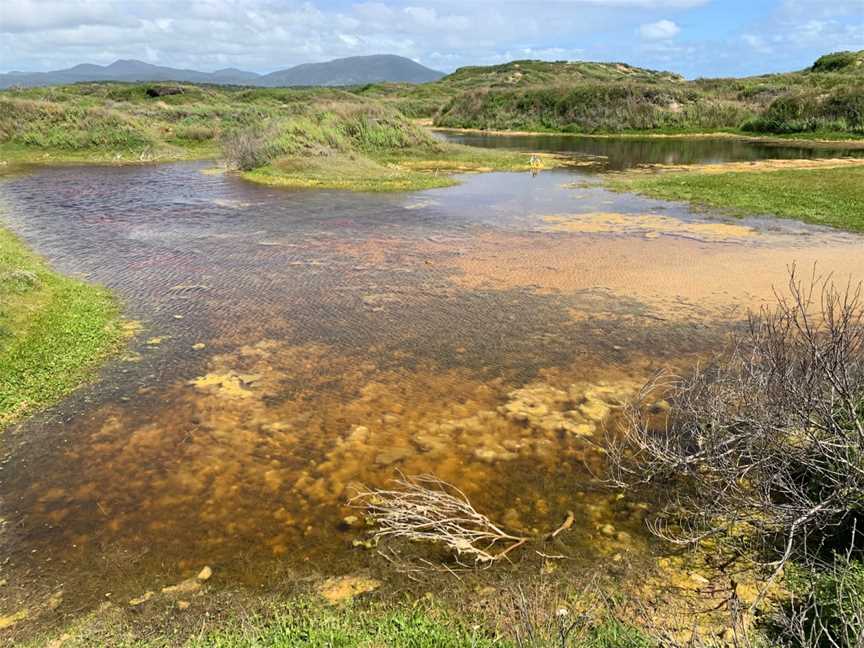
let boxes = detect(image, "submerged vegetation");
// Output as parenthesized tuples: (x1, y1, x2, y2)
(0, 225, 122, 428)
(608, 163, 864, 232)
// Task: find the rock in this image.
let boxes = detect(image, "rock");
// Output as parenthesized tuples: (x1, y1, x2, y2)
(197, 565, 213, 581)
(129, 591, 155, 606)
(146, 86, 184, 98)
(162, 578, 200, 596)
(317, 575, 381, 604)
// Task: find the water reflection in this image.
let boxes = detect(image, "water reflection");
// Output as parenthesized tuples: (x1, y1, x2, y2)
(437, 131, 864, 170)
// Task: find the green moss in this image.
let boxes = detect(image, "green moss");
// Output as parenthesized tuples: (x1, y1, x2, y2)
(0, 225, 123, 427)
(608, 165, 864, 232)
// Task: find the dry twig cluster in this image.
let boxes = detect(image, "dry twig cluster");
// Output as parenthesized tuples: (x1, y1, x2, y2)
(352, 474, 528, 566)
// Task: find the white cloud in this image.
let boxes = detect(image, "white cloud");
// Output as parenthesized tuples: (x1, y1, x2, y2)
(638, 19, 680, 40)
(0, 0, 859, 79)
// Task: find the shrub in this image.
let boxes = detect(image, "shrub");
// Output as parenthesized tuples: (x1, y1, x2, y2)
(220, 123, 287, 170)
(811, 51, 863, 73)
(742, 87, 864, 134)
(767, 556, 864, 647)
(609, 268, 864, 571)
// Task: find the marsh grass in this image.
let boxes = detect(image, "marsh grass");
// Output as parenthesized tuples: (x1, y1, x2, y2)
(0, 226, 123, 428)
(608, 165, 864, 232)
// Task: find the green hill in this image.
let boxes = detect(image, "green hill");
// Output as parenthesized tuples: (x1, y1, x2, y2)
(353, 59, 682, 118)
(427, 51, 864, 137)
(810, 50, 864, 73)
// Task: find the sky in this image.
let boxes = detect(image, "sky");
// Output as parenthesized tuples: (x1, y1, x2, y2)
(0, 0, 862, 78)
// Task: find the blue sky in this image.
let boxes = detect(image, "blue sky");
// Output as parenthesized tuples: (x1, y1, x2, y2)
(1, 0, 862, 77)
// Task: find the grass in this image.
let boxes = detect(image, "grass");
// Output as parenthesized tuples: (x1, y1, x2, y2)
(0, 83, 564, 192)
(608, 165, 864, 232)
(429, 51, 864, 139)
(24, 596, 658, 648)
(0, 225, 123, 427)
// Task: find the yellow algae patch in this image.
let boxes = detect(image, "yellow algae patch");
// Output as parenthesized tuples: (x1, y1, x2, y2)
(629, 156, 864, 176)
(542, 212, 756, 242)
(318, 576, 381, 604)
(189, 371, 261, 399)
(27, 337, 661, 572)
(0, 608, 28, 630)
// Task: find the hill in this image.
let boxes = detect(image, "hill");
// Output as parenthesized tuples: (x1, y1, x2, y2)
(810, 50, 864, 73)
(261, 54, 443, 86)
(429, 52, 864, 136)
(0, 55, 444, 89)
(353, 59, 682, 118)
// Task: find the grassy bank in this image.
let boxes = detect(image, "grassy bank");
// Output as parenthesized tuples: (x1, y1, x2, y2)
(608, 164, 864, 232)
(0, 83, 563, 191)
(21, 592, 660, 648)
(0, 224, 123, 427)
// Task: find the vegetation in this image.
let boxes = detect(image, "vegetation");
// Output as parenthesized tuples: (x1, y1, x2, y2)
(22, 592, 663, 648)
(0, 82, 559, 191)
(354, 59, 681, 118)
(434, 84, 750, 133)
(811, 51, 864, 73)
(607, 165, 864, 232)
(610, 270, 864, 646)
(430, 51, 864, 138)
(0, 225, 123, 427)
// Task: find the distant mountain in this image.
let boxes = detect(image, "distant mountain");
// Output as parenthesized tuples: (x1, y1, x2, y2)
(0, 54, 444, 89)
(260, 54, 444, 86)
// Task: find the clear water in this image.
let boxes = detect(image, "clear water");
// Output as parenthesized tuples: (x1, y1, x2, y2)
(0, 143, 862, 619)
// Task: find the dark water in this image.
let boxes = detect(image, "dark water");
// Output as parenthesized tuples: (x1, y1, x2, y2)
(0, 143, 862, 627)
(437, 130, 864, 170)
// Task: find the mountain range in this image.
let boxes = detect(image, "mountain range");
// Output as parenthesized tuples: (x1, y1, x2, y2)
(0, 54, 445, 89)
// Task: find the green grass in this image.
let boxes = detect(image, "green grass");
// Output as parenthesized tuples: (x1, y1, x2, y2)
(0, 83, 566, 192)
(25, 597, 657, 648)
(0, 225, 123, 427)
(608, 165, 864, 232)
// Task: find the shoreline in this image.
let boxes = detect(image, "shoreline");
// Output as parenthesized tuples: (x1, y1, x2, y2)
(431, 126, 864, 149)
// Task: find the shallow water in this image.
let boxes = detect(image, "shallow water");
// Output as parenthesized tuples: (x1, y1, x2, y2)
(1, 145, 863, 622)
(437, 130, 864, 170)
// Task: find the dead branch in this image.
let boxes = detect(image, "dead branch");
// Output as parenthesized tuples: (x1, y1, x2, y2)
(351, 474, 528, 566)
(608, 265, 864, 579)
